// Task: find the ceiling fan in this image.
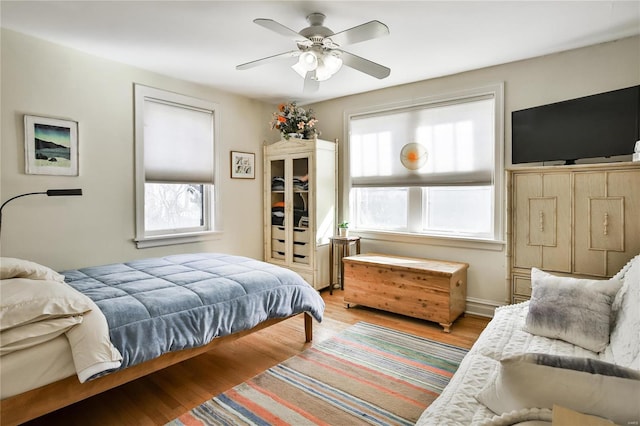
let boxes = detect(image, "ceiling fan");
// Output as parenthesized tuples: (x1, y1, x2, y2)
(236, 13, 390, 92)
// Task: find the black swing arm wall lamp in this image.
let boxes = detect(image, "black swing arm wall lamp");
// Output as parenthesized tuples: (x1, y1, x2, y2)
(0, 189, 83, 235)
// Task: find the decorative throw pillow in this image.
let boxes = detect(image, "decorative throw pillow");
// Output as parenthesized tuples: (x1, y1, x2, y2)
(525, 268, 621, 352)
(0, 257, 65, 282)
(475, 353, 640, 426)
(0, 278, 93, 331)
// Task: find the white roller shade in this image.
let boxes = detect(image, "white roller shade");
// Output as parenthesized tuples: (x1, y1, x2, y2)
(144, 99, 214, 184)
(350, 96, 494, 187)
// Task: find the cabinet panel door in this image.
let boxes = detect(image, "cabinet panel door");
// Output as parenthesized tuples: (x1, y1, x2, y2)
(513, 174, 542, 268)
(265, 158, 287, 264)
(291, 155, 311, 267)
(607, 170, 640, 274)
(574, 171, 606, 275)
(580, 169, 640, 276)
(572, 170, 637, 276)
(513, 172, 571, 272)
(540, 173, 571, 272)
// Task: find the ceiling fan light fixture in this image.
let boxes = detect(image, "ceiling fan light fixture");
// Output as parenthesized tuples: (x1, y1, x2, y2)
(292, 51, 319, 78)
(298, 51, 318, 71)
(315, 52, 343, 81)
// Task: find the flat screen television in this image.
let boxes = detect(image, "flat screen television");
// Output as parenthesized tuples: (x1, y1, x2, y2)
(512, 85, 639, 165)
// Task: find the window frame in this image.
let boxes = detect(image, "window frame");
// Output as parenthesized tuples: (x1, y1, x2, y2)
(344, 83, 505, 247)
(133, 84, 221, 248)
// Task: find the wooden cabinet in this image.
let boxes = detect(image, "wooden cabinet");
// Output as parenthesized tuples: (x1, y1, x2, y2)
(343, 254, 468, 332)
(264, 138, 336, 290)
(507, 162, 640, 303)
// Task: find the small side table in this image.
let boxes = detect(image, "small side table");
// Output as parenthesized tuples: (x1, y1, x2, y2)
(329, 235, 361, 294)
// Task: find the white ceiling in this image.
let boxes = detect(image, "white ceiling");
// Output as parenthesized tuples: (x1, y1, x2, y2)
(1, 1, 639, 105)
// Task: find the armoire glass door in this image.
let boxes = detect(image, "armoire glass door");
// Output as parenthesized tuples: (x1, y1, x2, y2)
(291, 156, 310, 265)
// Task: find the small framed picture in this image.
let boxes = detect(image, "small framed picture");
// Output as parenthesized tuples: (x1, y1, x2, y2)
(230, 151, 255, 179)
(24, 115, 78, 176)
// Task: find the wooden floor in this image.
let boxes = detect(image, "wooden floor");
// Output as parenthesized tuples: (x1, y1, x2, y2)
(24, 290, 490, 426)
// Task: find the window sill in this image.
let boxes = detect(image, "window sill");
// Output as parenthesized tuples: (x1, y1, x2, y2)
(134, 230, 222, 249)
(352, 229, 505, 252)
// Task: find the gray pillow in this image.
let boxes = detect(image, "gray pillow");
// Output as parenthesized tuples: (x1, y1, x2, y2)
(525, 268, 621, 352)
(529, 353, 640, 379)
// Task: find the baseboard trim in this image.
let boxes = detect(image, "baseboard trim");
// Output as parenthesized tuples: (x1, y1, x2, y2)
(465, 297, 503, 318)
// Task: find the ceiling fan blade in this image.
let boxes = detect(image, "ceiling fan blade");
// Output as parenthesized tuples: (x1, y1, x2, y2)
(303, 71, 320, 93)
(329, 20, 389, 47)
(340, 50, 391, 79)
(254, 18, 309, 44)
(236, 50, 299, 70)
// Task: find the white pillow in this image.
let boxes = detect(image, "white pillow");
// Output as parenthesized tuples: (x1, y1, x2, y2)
(475, 353, 640, 426)
(0, 257, 65, 282)
(525, 268, 621, 352)
(0, 278, 93, 331)
(0, 315, 83, 355)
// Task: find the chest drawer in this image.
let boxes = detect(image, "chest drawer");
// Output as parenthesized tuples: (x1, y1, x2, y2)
(513, 275, 532, 299)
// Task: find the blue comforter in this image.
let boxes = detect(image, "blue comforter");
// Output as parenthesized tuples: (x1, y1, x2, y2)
(62, 253, 325, 371)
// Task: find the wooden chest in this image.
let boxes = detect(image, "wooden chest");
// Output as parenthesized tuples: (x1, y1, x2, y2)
(343, 253, 468, 332)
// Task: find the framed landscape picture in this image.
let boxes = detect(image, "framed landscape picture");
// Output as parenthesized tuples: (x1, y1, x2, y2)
(24, 115, 78, 176)
(230, 151, 255, 179)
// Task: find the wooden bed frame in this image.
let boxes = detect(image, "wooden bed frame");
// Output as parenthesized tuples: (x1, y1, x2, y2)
(1, 312, 313, 426)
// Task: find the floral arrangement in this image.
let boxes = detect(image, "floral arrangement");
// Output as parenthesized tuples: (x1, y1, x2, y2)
(270, 102, 319, 140)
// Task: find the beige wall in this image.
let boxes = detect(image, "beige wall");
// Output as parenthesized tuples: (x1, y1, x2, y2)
(1, 29, 271, 270)
(2, 29, 638, 314)
(308, 35, 640, 314)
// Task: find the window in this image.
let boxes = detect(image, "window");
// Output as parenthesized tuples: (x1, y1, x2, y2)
(134, 84, 220, 248)
(348, 84, 504, 241)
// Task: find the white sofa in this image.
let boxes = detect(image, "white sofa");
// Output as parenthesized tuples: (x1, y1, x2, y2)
(417, 255, 640, 426)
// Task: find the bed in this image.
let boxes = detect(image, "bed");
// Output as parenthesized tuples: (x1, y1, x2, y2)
(0, 253, 325, 425)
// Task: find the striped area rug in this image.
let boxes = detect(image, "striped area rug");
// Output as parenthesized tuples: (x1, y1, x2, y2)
(168, 322, 468, 426)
